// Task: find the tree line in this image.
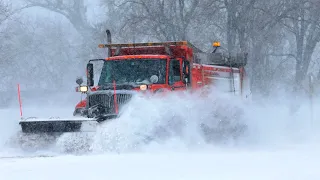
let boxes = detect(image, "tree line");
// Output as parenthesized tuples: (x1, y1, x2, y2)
(1, 0, 320, 99)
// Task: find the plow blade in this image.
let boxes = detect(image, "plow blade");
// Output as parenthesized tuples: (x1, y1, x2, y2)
(19, 117, 96, 133)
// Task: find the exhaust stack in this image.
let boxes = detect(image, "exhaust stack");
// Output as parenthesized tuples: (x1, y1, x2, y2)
(106, 29, 112, 57)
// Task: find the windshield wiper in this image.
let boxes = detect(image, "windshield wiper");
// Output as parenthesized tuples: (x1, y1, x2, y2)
(98, 83, 114, 90)
(99, 82, 137, 90)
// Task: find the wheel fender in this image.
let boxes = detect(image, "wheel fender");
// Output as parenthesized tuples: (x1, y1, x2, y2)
(74, 100, 87, 116)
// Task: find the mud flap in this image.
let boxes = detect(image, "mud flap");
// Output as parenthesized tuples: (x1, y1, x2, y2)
(19, 117, 96, 133)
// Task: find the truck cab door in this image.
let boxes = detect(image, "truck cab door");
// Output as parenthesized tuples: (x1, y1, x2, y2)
(169, 59, 186, 91)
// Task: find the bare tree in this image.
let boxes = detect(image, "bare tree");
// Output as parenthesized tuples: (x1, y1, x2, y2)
(9, 0, 319, 99)
(241, 0, 299, 95)
(282, 0, 320, 92)
(24, 0, 106, 59)
(25, 0, 92, 37)
(0, 0, 16, 91)
(222, 0, 257, 54)
(116, 0, 217, 41)
(0, 0, 13, 26)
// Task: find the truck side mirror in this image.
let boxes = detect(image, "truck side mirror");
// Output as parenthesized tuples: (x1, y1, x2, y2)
(182, 60, 190, 84)
(87, 63, 94, 86)
(76, 77, 83, 86)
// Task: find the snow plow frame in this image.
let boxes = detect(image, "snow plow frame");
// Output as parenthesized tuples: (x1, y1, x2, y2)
(18, 117, 96, 133)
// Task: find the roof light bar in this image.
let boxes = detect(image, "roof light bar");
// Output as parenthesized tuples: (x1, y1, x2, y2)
(98, 41, 189, 48)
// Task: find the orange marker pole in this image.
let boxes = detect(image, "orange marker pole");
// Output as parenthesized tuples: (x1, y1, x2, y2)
(113, 80, 118, 114)
(17, 84, 23, 119)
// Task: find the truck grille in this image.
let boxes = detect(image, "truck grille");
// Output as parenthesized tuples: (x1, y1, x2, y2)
(88, 93, 133, 113)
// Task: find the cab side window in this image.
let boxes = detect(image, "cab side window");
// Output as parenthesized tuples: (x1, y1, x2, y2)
(169, 59, 181, 84)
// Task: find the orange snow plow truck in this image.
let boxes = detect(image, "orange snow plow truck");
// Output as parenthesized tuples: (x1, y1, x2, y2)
(18, 29, 250, 134)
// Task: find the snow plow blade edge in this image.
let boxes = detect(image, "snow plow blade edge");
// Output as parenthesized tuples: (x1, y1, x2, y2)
(19, 118, 96, 133)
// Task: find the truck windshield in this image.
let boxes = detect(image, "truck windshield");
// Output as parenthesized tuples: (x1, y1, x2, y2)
(98, 59, 167, 85)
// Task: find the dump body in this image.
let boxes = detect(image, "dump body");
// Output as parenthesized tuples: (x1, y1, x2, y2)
(192, 64, 246, 95)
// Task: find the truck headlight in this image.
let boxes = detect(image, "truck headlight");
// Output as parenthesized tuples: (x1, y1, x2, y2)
(78, 86, 88, 92)
(140, 85, 147, 91)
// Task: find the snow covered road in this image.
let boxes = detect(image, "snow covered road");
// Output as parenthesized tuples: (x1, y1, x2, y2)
(1, 147, 320, 180)
(1, 93, 320, 180)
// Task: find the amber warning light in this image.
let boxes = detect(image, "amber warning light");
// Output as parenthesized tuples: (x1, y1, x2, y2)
(213, 41, 221, 47)
(98, 44, 105, 48)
